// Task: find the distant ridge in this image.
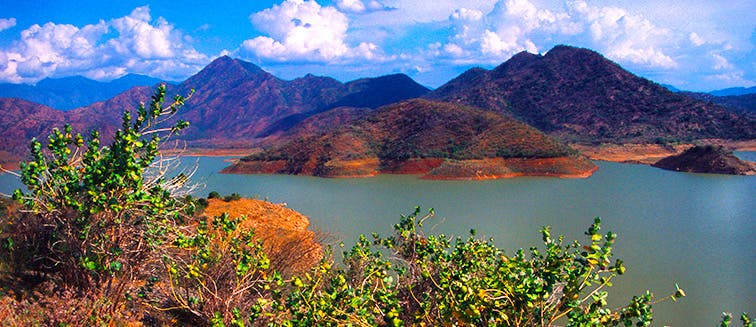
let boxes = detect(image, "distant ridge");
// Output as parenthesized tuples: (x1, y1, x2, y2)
(0, 56, 430, 166)
(0, 74, 167, 110)
(1, 49, 754, 169)
(709, 86, 756, 97)
(681, 92, 756, 114)
(428, 45, 755, 143)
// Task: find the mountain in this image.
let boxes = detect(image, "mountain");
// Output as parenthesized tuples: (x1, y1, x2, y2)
(709, 86, 756, 97)
(0, 74, 166, 110)
(681, 92, 756, 114)
(0, 56, 430, 164)
(224, 99, 597, 179)
(0, 98, 65, 168)
(661, 84, 681, 92)
(169, 56, 429, 146)
(427, 45, 755, 143)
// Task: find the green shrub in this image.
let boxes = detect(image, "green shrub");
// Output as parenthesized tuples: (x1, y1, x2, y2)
(1, 84, 194, 314)
(223, 193, 242, 202)
(248, 208, 687, 326)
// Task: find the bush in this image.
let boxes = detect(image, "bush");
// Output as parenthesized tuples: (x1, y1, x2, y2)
(223, 193, 242, 202)
(251, 208, 685, 326)
(1, 84, 194, 317)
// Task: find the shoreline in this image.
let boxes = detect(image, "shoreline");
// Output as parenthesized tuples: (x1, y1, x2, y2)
(571, 140, 756, 165)
(223, 156, 599, 180)
(3, 141, 754, 175)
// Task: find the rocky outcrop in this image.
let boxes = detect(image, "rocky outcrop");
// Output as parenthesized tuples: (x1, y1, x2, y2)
(652, 145, 755, 175)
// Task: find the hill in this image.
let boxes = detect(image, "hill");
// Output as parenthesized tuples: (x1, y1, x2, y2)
(224, 99, 597, 179)
(0, 98, 66, 168)
(652, 145, 755, 175)
(0, 74, 165, 110)
(427, 45, 755, 143)
(0, 56, 430, 166)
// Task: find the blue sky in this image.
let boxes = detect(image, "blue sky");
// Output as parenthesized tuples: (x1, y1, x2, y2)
(0, 0, 753, 91)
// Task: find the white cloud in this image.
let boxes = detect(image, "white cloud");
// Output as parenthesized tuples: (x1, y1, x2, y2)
(0, 18, 16, 32)
(689, 32, 705, 46)
(0, 6, 208, 83)
(711, 53, 733, 70)
(567, 0, 677, 69)
(1, 21, 109, 82)
(440, 0, 568, 61)
(109, 6, 176, 59)
(424, 0, 679, 69)
(241, 0, 383, 62)
(336, 0, 390, 13)
(450, 8, 483, 21)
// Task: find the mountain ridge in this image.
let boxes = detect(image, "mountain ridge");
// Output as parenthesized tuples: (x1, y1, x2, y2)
(0, 74, 167, 110)
(1, 47, 754, 171)
(427, 45, 755, 143)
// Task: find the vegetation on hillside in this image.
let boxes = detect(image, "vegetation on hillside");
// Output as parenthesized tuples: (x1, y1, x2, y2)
(235, 99, 586, 177)
(429, 45, 755, 143)
(0, 86, 751, 326)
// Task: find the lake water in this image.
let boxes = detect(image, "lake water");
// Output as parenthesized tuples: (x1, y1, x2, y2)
(1, 154, 754, 325)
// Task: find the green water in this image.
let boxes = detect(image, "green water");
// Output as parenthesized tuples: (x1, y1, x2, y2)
(1, 156, 754, 325)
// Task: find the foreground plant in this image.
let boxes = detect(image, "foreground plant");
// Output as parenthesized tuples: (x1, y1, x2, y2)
(1, 84, 194, 319)
(247, 208, 685, 326)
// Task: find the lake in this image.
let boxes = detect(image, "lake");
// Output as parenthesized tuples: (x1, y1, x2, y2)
(1, 154, 754, 325)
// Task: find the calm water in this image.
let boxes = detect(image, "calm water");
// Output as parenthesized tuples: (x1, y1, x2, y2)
(1, 154, 754, 325)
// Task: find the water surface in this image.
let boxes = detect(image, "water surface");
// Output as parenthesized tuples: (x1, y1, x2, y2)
(1, 156, 754, 325)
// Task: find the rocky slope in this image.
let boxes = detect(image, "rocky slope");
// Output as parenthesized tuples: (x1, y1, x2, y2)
(428, 45, 755, 143)
(652, 145, 755, 175)
(224, 99, 597, 179)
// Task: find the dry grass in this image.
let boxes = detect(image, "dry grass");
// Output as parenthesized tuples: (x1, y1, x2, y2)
(200, 198, 323, 275)
(0, 196, 327, 325)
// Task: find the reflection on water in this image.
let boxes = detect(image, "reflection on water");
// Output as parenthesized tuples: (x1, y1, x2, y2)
(1, 155, 754, 325)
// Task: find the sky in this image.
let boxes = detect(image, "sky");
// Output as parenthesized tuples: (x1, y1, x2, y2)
(0, 0, 754, 91)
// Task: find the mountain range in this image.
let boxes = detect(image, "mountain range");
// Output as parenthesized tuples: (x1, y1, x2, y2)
(1, 45, 754, 171)
(427, 45, 754, 143)
(0, 74, 166, 110)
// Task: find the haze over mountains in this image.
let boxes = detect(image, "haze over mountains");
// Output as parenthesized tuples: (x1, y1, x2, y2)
(0, 74, 166, 110)
(1, 45, 754, 169)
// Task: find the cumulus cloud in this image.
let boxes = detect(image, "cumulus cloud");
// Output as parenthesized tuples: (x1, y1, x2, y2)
(439, 0, 571, 61)
(567, 0, 677, 69)
(109, 6, 176, 59)
(428, 0, 679, 70)
(336, 0, 390, 13)
(241, 0, 383, 62)
(0, 6, 207, 83)
(0, 18, 16, 32)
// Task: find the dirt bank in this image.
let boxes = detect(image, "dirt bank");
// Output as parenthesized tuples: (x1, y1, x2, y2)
(202, 198, 323, 274)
